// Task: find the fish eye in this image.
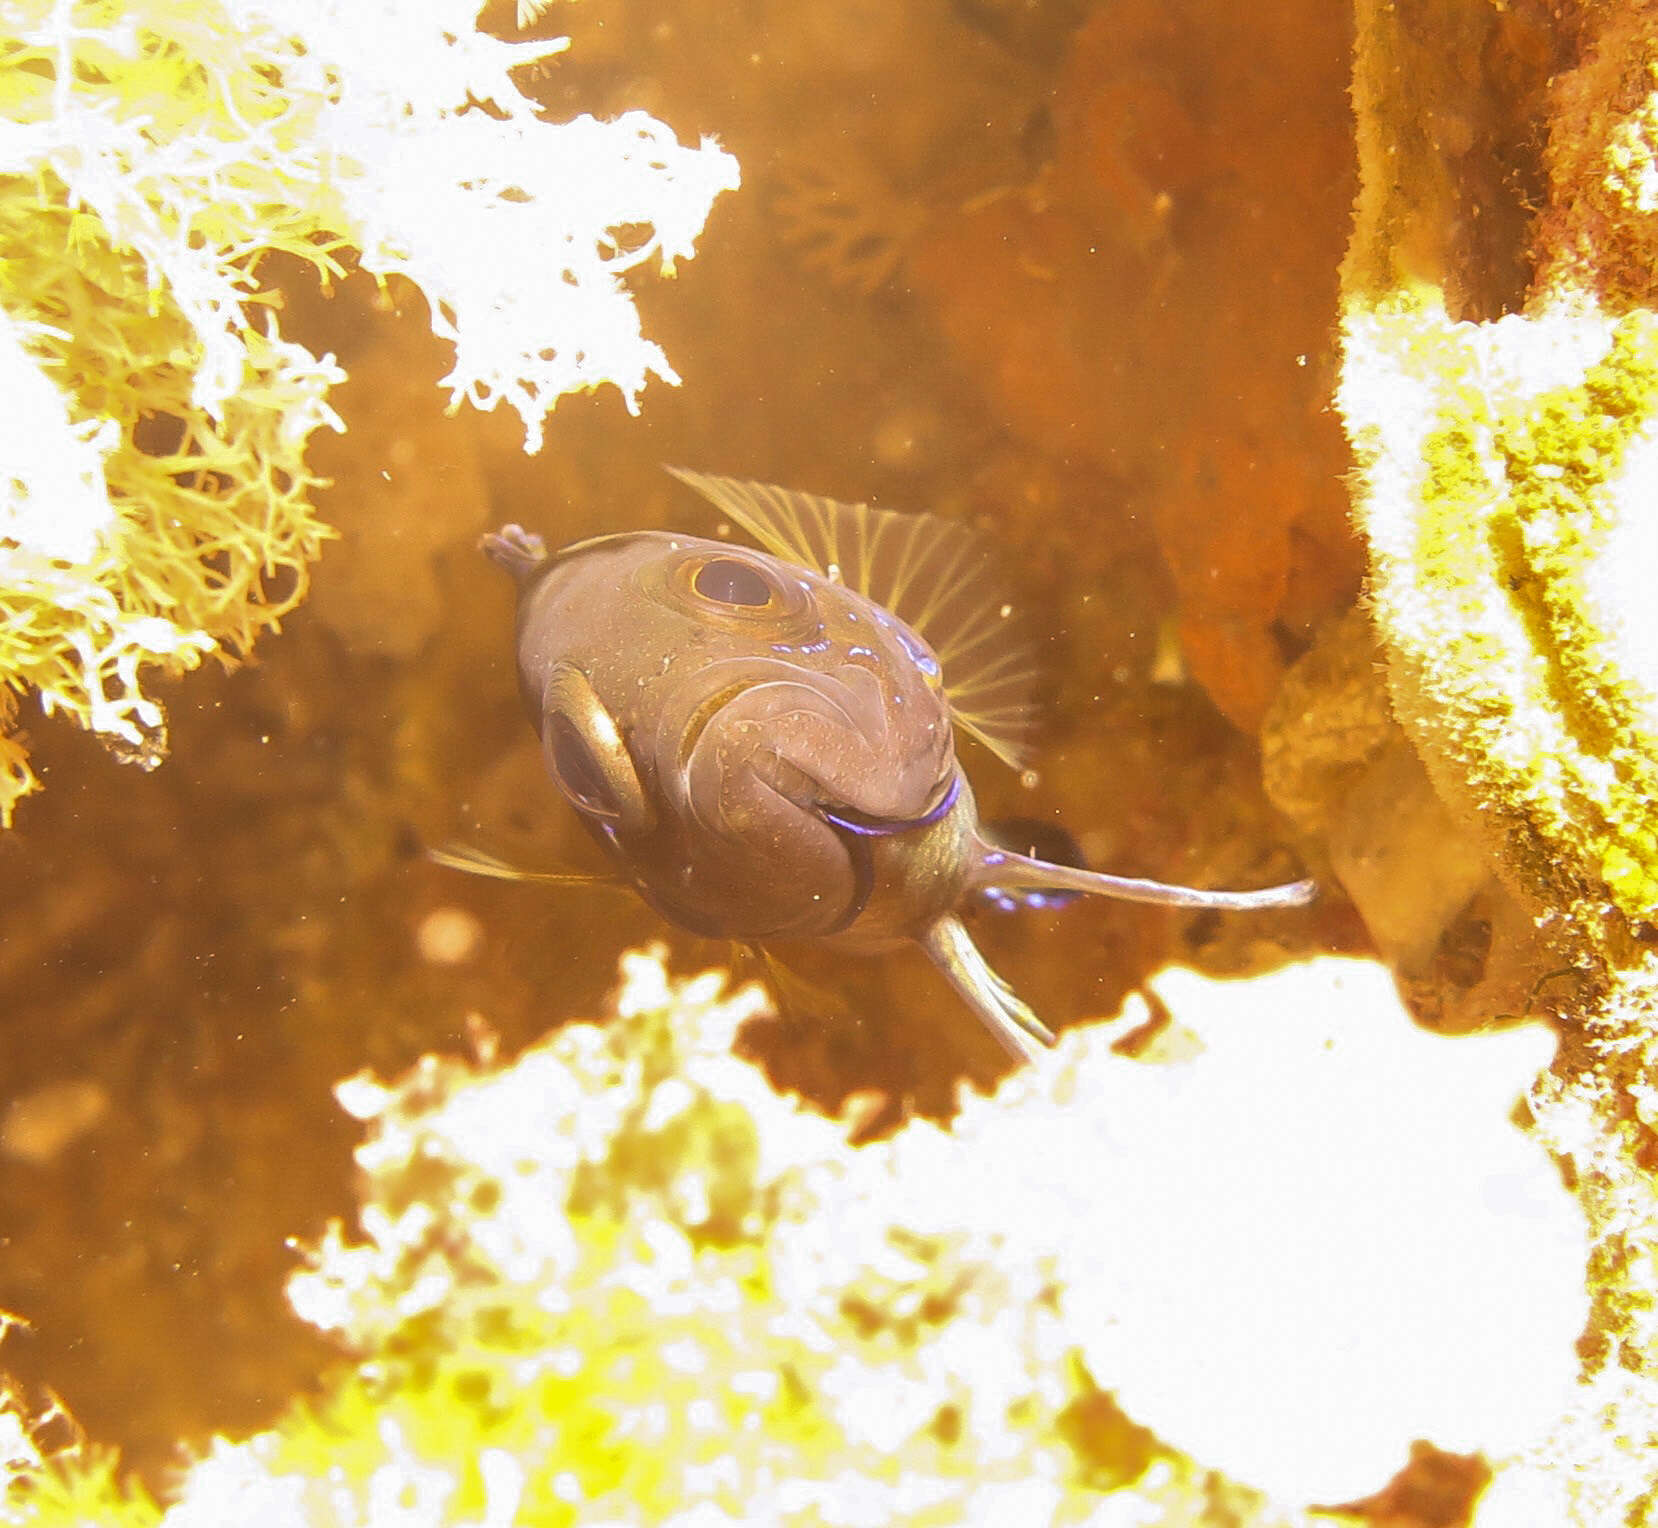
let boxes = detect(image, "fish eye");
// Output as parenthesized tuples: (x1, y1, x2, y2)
(692, 556, 776, 608)
(537, 662, 654, 835)
(547, 711, 622, 818)
(652, 547, 813, 632)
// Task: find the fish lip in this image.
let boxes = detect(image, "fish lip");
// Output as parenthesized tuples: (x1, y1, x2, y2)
(672, 687, 842, 816)
(674, 680, 760, 775)
(663, 659, 949, 819)
(818, 772, 961, 836)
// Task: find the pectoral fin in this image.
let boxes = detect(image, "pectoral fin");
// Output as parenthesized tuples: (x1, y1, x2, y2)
(977, 816, 1087, 912)
(967, 840, 1317, 910)
(665, 467, 1041, 769)
(917, 913, 1057, 1065)
(743, 945, 851, 1027)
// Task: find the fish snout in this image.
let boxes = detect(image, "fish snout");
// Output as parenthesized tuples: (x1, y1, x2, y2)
(669, 665, 949, 831)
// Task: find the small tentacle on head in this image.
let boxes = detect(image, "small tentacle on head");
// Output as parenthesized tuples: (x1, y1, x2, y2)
(480, 524, 549, 583)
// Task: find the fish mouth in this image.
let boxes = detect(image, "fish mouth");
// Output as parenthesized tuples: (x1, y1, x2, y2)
(671, 676, 860, 813)
(818, 772, 961, 837)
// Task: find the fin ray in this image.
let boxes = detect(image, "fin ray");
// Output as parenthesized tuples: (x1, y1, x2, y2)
(744, 945, 848, 1026)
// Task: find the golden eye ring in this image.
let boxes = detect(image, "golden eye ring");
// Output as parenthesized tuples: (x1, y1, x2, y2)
(690, 555, 776, 608)
(670, 551, 808, 623)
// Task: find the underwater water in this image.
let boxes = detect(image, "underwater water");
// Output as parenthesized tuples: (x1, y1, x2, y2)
(0, 0, 1371, 1492)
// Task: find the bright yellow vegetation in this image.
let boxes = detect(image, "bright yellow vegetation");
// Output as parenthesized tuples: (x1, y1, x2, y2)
(0, 0, 737, 826)
(1337, 3, 1658, 1521)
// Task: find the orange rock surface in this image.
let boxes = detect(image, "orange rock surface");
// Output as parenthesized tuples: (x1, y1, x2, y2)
(908, 0, 1364, 728)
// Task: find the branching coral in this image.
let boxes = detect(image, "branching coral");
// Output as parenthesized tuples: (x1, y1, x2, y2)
(772, 158, 928, 295)
(0, 0, 739, 825)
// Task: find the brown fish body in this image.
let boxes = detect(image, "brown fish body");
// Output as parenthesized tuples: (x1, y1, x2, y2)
(506, 527, 967, 946)
(474, 470, 1315, 1063)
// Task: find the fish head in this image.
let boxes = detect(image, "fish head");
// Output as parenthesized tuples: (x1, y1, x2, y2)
(503, 529, 969, 940)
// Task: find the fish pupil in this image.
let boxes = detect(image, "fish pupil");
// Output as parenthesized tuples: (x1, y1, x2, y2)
(693, 557, 773, 608)
(548, 710, 621, 818)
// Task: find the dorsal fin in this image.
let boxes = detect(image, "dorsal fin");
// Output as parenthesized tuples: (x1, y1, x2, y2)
(666, 467, 1041, 769)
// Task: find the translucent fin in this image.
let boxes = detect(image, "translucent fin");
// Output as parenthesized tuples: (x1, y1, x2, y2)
(666, 467, 1041, 769)
(426, 842, 625, 888)
(967, 841, 1317, 911)
(916, 913, 1056, 1065)
(746, 945, 850, 1025)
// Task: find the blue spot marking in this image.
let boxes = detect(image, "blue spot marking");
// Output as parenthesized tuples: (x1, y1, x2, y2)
(895, 626, 940, 676)
(975, 819, 1089, 915)
(979, 884, 1082, 915)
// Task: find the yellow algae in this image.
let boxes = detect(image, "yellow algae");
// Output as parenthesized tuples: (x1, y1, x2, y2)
(1338, 3, 1658, 1521)
(1344, 307, 1658, 926)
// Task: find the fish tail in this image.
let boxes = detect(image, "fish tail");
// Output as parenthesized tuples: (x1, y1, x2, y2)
(480, 524, 548, 582)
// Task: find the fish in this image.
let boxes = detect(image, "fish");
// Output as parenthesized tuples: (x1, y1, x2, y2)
(460, 468, 1314, 1064)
